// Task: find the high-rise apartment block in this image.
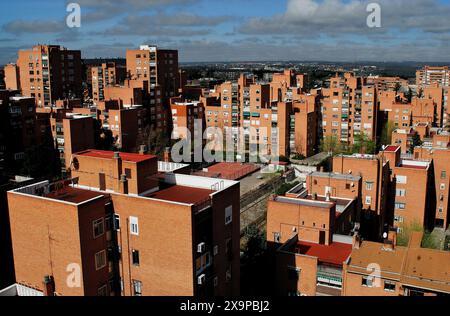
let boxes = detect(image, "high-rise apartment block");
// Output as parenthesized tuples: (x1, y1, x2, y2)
(0, 90, 37, 172)
(13, 45, 82, 107)
(322, 73, 377, 145)
(91, 62, 126, 104)
(416, 66, 450, 87)
(126, 45, 179, 132)
(4, 64, 20, 91)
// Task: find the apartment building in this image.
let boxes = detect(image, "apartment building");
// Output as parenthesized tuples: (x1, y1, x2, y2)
(387, 102, 412, 128)
(411, 97, 436, 126)
(291, 95, 319, 157)
(0, 90, 37, 172)
(367, 76, 408, 92)
(381, 146, 435, 231)
(333, 154, 391, 240)
(97, 100, 147, 152)
(7, 150, 240, 296)
(414, 145, 450, 229)
(267, 183, 357, 296)
(422, 83, 449, 127)
(170, 97, 205, 141)
(0, 176, 36, 290)
(322, 73, 377, 145)
(4, 64, 20, 91)
(391, 128, 417, 154)
(13, 45, 82, 106)
(91, 62, 126, 104)
(103, 80, 144, 106)
(343, 231, 450, 296)
(49, 112, 95, 176)
(416, 66, 450, 87)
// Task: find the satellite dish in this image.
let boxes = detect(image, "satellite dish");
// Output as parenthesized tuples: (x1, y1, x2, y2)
(383, 232, 388, 239)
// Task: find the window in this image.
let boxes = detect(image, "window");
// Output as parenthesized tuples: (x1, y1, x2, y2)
(395, 202, 406, 210)
(288, 267, 301, 281)
(95, 250, 107, 270)
(196, 252, 211, 274)
(93, 218, 105, 238)
(133, 280, 142, 296)
(396, 175, 407, 184)
(226, 267, 232, 282)
(97, 285, 108, 296)
(365, 182, 374, 191)
(365, 196, 372, 205)
(132, 250, 140, 266)
(130, 216, 139, 236)
(362, 276, 374, 287)
(226, 238, 232, 260)
(213, 245, 219, 256)
(125, 168, 132, 179)
(384, 281, 396, 292)
(346, 183, 351, 190)
(396, 189, 406, 197)
(274, 232, 281, 243)
(440, 183, 446, 191)
(441, 171, 447, 179)
(114, 214, 121, 231)
(225, 206, 232, 225)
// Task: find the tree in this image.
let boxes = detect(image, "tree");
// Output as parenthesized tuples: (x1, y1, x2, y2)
(352, 132, 376, 155)
(320, 135, 340, 155)
(394, 82, 402, 94)
(409, 133, 423, 154)
(241, 224, 266, 259)
(406, 87, 413, 103)
(380, 121, 395, 146)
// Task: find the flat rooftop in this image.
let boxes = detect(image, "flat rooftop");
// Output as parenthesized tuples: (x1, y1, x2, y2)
(383, 145, 401, 152)
(399, 159, 430, 170)
(310, 171, 361, 182)
(45, 186, 106, 204)
(146, 185, 214, 205)
(291, 241, 352, 266)
(194, 162, 260, 181)
(75, 150, 156, 163)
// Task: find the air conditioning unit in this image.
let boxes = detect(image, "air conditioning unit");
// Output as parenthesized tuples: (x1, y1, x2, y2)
(197, 242, 206, 253)
(198, 274, 206, 285)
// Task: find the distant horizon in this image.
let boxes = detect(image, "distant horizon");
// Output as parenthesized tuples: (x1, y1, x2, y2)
(2, 1, 450, 65)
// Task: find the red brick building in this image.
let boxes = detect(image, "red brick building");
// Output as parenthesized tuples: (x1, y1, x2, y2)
(7, 150, 241, 296)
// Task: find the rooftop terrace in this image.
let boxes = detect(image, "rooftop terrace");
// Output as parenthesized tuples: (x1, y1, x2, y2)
(291, 241, 353, 266)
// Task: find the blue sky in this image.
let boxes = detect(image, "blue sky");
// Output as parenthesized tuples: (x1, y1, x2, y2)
(1, 0, 450, 64)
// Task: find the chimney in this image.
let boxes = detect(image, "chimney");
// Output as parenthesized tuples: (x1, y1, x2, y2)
(352, 232, 361, 250)
(120, 174, 128, 195)
(382, 228, 397, 251)
(113, 152, 122, 192)
(43, 275, 55, 296)
(139, 145, 148, 155)
(164, 147, 171, 163)
(312, 193, 318, 200)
